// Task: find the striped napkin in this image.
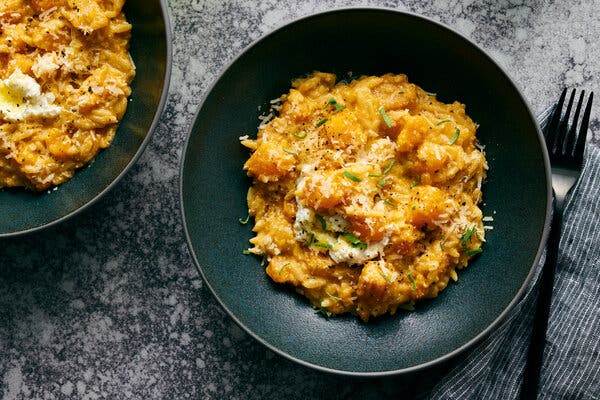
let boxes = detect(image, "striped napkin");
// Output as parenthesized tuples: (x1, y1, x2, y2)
(427, 115, 600, 399)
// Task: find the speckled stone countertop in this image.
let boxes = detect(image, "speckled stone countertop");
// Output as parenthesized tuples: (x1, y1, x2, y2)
(1, 1, 598, 399)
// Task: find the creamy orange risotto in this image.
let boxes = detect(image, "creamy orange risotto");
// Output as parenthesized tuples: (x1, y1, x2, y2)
(242, 72, 487, 321)
(0, 0, 135, 190)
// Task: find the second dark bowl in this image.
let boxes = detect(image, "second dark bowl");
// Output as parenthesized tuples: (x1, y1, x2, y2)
(0, 0, 171, 237)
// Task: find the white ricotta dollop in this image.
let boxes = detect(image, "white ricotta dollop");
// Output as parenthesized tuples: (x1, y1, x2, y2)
(328, 236, 387, 265)
(293, 201, 387, 265)
(0, 69, 62, 122)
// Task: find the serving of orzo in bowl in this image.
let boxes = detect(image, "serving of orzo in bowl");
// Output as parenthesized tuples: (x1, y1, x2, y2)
(0, 0, 171, 237)
(180, 8, 551, 375)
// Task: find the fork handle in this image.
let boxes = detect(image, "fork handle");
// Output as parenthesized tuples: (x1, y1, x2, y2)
(520, 200, 563, 399)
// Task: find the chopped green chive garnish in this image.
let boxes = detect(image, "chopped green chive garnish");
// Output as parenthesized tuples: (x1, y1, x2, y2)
(383, 198, 395, 206)
(307, 232, 315, 247)
(380, 272, 392, 283)
(316, 308, 333, 318)
(407, 274, 417, 292)
(466, 248, 483, 256)
(449, 128, 460, 145)
(316, 214, 327, 230)
(315, 118, 328, 127)
(242, 249, 251, 255)
(293, 131, 307, 139)
(282, 147, 298, 156)
(342, 233, 367, 249)
(460, 226, 476, 249)
(238, 215, 250, 224)
(325, 288, 342, 301)
(436, 119, 451, 126)
(461, 226, 482, 255)
(376, 178, 386, 188)
(278, 262, 290, 274)
(343, 171, 362, 182)
(315, 296, 333, 318)
(314, 241, 333, 249)
(440, 236, 446, 251)
(378, 106, 393, 128)
(383, 159, 395, 175)
(327, 98, 344, 111)
(342, 233, 360, 243)
(410, 177, 420, 188)
(369, 160, 394, 180)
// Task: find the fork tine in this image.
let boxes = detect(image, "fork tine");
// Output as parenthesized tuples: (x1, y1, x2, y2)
(554, 89, 576, 154)
(574, 91, 593, 163)
(564, 90, 585, 157)
(544, 88, 567, 151)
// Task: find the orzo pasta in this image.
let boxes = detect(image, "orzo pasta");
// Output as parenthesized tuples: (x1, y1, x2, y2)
(0, 0, 135, 190)
(241, 72, 487, 321)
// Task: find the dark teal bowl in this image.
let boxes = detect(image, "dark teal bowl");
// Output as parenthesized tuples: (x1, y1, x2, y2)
(0, 0, 171, 237)
(180, 8, 552, 375)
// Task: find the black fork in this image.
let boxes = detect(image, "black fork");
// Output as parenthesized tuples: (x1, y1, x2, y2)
(520, 89, 593, 399)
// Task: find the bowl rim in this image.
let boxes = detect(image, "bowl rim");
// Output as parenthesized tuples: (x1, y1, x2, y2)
(0, 0, 173, 239)
(179, 6, 553, 376)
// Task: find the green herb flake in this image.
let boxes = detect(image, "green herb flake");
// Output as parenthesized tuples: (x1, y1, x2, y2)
(316, 307, 333, 318)
(449, 128, 460, 145)
(343, 170, 362, 182)
(238, 215, 250, 224)
(383, 198, 396, 207)
(314, 241, 333, 249)
(436, 119, 451, 126)
(376, 178, 386, 188)
(380, 272, 392, 283)
(316, 308, 333, 318)
(315, 118, 328, 127)
(282, 147, 298, 156)
(315, 296, 333, 318)
(242, 249, 252, 255)
(342, 233, 367, 249)
(327, 98, 343, 111)
(383, 159, 395, 175)
(410, 177, 420, 189)
(316, 214, 327, 230)
(307, 232, 315, 247)
(461, 226, 483, 255)
(325, 288, 342, 301)
(369, 161, 394, 180)
(341, 233, 360, 244)
(460, 226, 476, 249)
(278, 262, 290, 274)
(378, 106, 394, 128)
(407, 273, 417, 292)
(466, 248, 483, 256)
(293, 131, 307, 139)
(440, 236, 447, 251)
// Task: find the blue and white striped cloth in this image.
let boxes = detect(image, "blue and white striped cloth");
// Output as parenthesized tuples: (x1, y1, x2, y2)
(428, 128, 600, 398)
